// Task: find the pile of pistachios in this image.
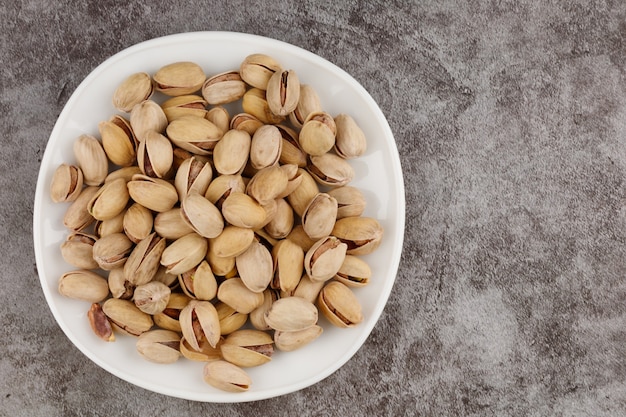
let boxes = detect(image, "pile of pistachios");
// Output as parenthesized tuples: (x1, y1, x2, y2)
(51, 54, 383, 392)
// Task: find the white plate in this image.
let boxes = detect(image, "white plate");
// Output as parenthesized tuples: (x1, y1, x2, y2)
(33, 31, 405, 402)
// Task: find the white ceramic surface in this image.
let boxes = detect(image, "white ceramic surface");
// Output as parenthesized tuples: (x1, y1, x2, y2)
(33, 32, 405, 402)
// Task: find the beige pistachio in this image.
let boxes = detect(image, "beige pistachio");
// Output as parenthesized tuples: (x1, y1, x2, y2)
(266, 69, 300, 116)
(206, 106, 230, 133)
(307, 153, 355, 187)
(271, 239, 304, 295)
(124, 232, 167, 286)
(332, 217, 384, 255)
(276, 164, 304, 199)
(242, 88, 284, 124)
(95, 211, 125, 238)
(202, 70, 247, 105)
(73, 134, 108, 186)
(104, 166, 142, 184)
(161, 94, 208, 122)
(249, 289, 278, 331)
(217, 277, 264, 314)
(288, 84, 322, 129)
(60, 232, 99, 270)
(160, 232, 208, 275)
(230, 112, 264, 135)
(246, 165, 288, 205)
(178, 260, 218, 301)
(137, 130, 174, 179)
(88, 302, 115, 342)
(318, 281, 363, 327)
(154, 61, 206, 96)
(292, 273, 325, 303)
(264, 296, 318, 332)
(174, 156, 213, 201)
(277, 124, 307, 167)
(180, 300, 221, 350)
(129, 100, 168, 142)
(180, 336, 223, 362)
(152, 265, 179, 290)
(123, 202, 153, 244)
(127, 174, 178, 213)
(213, 129, 251, 175)
(92, 232, 134, 271)
(166, 115, 223, 155)
(221, 192, 267, 229)
(327, 186, 366, 219)
(153, 208, 194, 240)
(58, 270, 109, 302)
(204, 174, 246, 209)
(274, 325, 323, 352)
(108, 267, 134, 300)
(206, 247, 237, 278)
(264, 198, 294, 239)
(239, 53, 282, 90)
(136, 329, 181, 364)
(215, 301, 248, 336)
(112, 72, 154, 113)
(286, 168, 319, 217)
(180, 191, 224, 239)
(50, 163, 83, 203)
(102, 298, 154, 336)
(210, 225, 255, 258)
(203, 360, 251, 392)
(236, 238, 273, 293)
(133, 281, 171, 315)
(301, 193, 338, 240)
(87, 177, 129, 221)
(335, 255, 371, 287)
(99, 115, 136, 167)
(152, 292, 192, 332)
(304, 236, 347, 282)
(286, 225, 317, 253)
(298, 111, 336, 156)
(220, 329, 273, 368)
(334, 114, 367, 159)
(250, 124, 282, 170)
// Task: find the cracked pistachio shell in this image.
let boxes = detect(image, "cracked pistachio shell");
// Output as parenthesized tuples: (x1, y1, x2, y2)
(271, 239, 304, 294)
(127, 174, 178, 213)
(124, 233, 166, 286)
(274, 325, 323, 352)
(102, 298, 154, 337)
(161, 94, 208, 122)
(276, 163, 303, 199)
(246, 165, 288, 205)
(133, 281, 171, 315)
(123, 202, 153, 244)
(180, 336, 223, 362)
(217, 277, 264, 314)
(264, 198, 294, 239)
(288, 84, 322, 129)
(63, 186, 99, 231)
(307, 153, 355, 187)
(286, 225, 317, 253)
(178, 260, 218, 301)
(108, 267, 134, 300)
(304, 236, 347, 282)
(334, 254, 371, 287)
(206, 106, 230, 133)
(152, 292, 192, 332)
(174, 156, 213, 201)
(60, 232, 98, 270)
(215, 301, 248, 335)
(210, 225, 255, 258)
(331, 217, 384, 255)
(317, 281, 363, 327)
(112, 72, 154, 113)
(58, 270, 109, 302)
(166, 115, 223, 155)
(204, 174, 246, 209)
(298, 111, 337, 156)
(286, 168, 319, 217)
(264, 296, 318, 332)
(239, 53, 282, 90)
(92, 232, 134, 271)
(250, 124, 282, 170)
(206, 247, 237, 278)
(154, 208, 194, 240)
(230, 112, 264, 135)
(327, 186, 366, 219)
(202, 70, 247, 105)
(334, 114, 367, 159)
(180, 300, 221, 351)
(180, 192, 224, 239)
(292, 273, 325, 303)
(160, 233, 208, 276)
(137, 130, 174, 179)
(154, 61, 206, 96)
(236, 239, 273, 293)
(266, 69, 300, 116)
(130, 100, 168, 142)
(213, 129, 251, 175)
(99, 115, 136, 167)
(301, 193, 338, 240)
(221, 192, 267, 229)
(220, 329, 274, 368)
(95, 211, 125, 239)
(249, 289, 278, 331)
(203, 360, 251, 393)
(242, 88, 284, 124)
(136, 329, 181, 364)
(277, 124, 307, 167)
(50, 163, 83, 203)
(87, 177, 130, 221)
(74, 134, 108, 186)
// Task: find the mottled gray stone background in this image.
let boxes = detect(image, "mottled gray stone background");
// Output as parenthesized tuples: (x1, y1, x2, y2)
(2, 1, 626, 416)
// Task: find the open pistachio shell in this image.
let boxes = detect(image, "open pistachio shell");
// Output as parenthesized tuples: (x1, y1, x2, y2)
(317, 281, 363, 328)
(334, 113, 367, 159)
(239, 53, 282, 90)
(91, 232, 134, 271)
(60, 232, 98, 270)
(236, 239, 273, 293)
(166, 115, 223, 156)
(174, 156, 213, 201)
(58, 270, 109, 303)
(271, 239, 304, 295)
(161, 94, 208, 121)
(87, 177, 130, 221)
(301, 193, 338, 240)
(112, 72, 154, 113)
(127, 174, 178, 213)
(180, 192, 224, 239)
(73, 134, 108, 186)
(203, 360, 251, 392)
(137, 130, 174, 179)
(266, 69, 300, 116)
(154, 61, 206, 96)
(136, 329, 181, 364)
(202, 70, 247, 105)
(264, 296, 318, 332)
(160, 232, 208, 276)
(179, 300, 221, 350)
(101, 298, 154, 337)
(99, 115, 136, 167)
(129, 99, 168, 142)
(331, 217, 384, 255)
(220, 329, 273, 368)
(178, 260, 218, 301)
(304, 236, 347, 282)
(124, 232, 167, 286)
(217, 277, 264, 314)
(274, 325, 323, 352)
(50, 163, 83, 203)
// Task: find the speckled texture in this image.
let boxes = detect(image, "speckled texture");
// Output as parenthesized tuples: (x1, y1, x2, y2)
(3, 1, 626, 415)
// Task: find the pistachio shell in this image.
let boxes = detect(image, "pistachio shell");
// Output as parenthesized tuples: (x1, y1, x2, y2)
(250, 124, 282, 170)
(236, 239, 273, 293)
(249, 289, 279, 331)
(246, 165, 288, 206)
(301, 193, 338, 240)
(204, 174, 246, 209)
(221, 192, 267, 229)
(286, 168, 319, 217)
(271, 239, 304, 294)
(99, 115, 136, 167)
(264, 296, 318, 332)
(160, 233, 208, 276)
(174, 156, 213, 201)
(274, 325, 323, 352)
(202, 70, 247, 105)
(154, 61, 206, 96)
(180, 192, 224, 239)
(73, 134, 108, 186)
(101, 298, 154, 337)
(335, 254, 371, 287)
(203, 360, 251, 392)
(242, 88, 284, 124)
(133, 281, 171, 315)
(108, 267, 134, 300)
(217, 277, 264, 314)
(127, 174, 178, 213)
(112, 72, 154, 113)
(327, 186, 366, 219)
(288, 84, 322, 129)
(50, 163, 83, 203)
(210, 225, 255, 258)
(213, 129, 251, 175)
(95, 211, 126, 238)
(153, 208, 194, 240)
(180, 337, 223, 362)
(178, 260, 218, 301)
(104, 166, 142, 184)
(307, 153, 355, 187)
(304, 236, 347, 282)
(334, 113, 367, 158)
(87, 177, 130, 221)
(92, 232, 134, 271)
(215, 301, 248, 335)
(152, 292, 192, 332)
(179, 300, 221, 350)
(317, 281, 363, 327)
(136, 329, 181, 364)
(277, 124, 307, 167)
(123, 202, 153, 244)
(166, 115, 223, 155)
(298, 111, 336, 156)
(263, 198, 294, 239)
(137, 130, 174, 179)
(161, 94, 208, 121)
(220, 329, 273, 367)
(60, 232, 98, 270)
(266, 69, 300, 116)
(63, 185, 99, 231)
(130, 100, 168, 142)
(58, 270, 109, 302)
(292, 274, 325, 303)
(206, 247, 237, 278)
(239, 53, 282, 90)
(331, 217, 384, 255)
(206, 106, 230, 133)
(230, 112, 264, 135)
(124, 232, 166, 286)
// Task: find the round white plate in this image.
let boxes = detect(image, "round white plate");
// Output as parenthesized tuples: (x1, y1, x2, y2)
(33, 31, 405, 402)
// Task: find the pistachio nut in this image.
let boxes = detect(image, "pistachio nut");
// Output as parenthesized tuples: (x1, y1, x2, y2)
(286, 168, 319, 217)
(179, 300, 221, 350)
(73, 134, 108, 186)
(112, 72, 154, 113)
(92, 232, 134, 271)
(180, 191, 224, 239)
(58, 270, 109, 303)
(242, 88, 284, 124)
(95, 211, 126, 238)
(108, 267, 134, 300)
(220, 329, 273, 368)
(204, 174, 246, 209)
(60, 232, 99, 270)
(88, 302, 115, 342)
(301, 193, 338, 240)
(152, 265, 179, 290)
(334, 113, 367, 159)
(332, 216, 384, 255)
(101, 298, 154, 336)
(335, 254, 371, 287)
(127, 174, 178, 213)
(217, 277, 264, 314)
(206, 247, 237, 278)
(266, 69, 300, 116)
(203, 360, 251, 392)
(249, 289, 278, 331)
(136, 329, 181, 364)
(50, 163, 83, 203)
(161, 94, 208, 122)
(153, 61, 206, 96)
(221, 192, 267, 230)
(166, 115, 223, 155)
(236, 238, 273, 293)
(174, 156, 213, 201)
(317, 281, 363, 327)
(215, 301, 248, 335)
(250, 124, 282, 170)
(285, 225, 317, 253)
(202, 70, 247, 105)
(152, 292, 191, 332)
(327, 185, 366, 219)
(276, 124, 307, 167)
(99, 115, 136, 167)
(123, 202, 153, 244)
(263, 198, 294, 239)
(213, 129, 251, 175)
(210, 225, 255, 258)
(298, 111, 337, 156)
(246, 165, 288, 205)
(206, 106, 230, 133)
(137, 130, 174, 179)
(288, 84, 322, 129)
(274, 325, 323, 352)
(239, 53, 282, 90)
(307, 153, 355, 187)
(178, 260, 218, 301)
(271, 239, 304, 295)
(276, 163, 303, 199)
(264, 296, 318, 332)
(230, 112, 264, 135)
(133, 281, 171, 315)
(153, 208, 194, 240)
(304, 236, 347, 282)
(129, 99, 168, 142)
(124, 232, 167, 286)
(87, 177, 130, 221)
(180, 336, 223, 362)
(104, 166, 142, 184)
(160, 232, 208, 276)
(292, 273, 325, 303)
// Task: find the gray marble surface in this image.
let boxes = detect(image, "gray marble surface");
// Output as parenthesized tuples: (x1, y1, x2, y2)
(3, 1, 626, 416)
